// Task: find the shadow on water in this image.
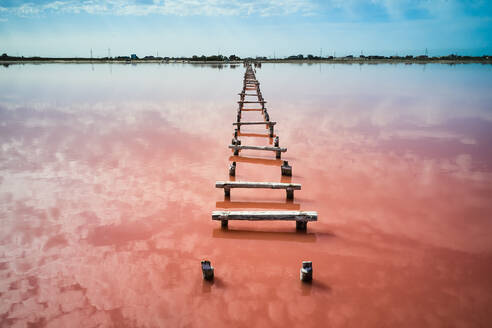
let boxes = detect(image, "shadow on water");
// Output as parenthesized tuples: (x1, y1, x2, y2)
(202, 277, 226, 293)
(237, 132, 275, 139)
(300, 280, 332, 296)
(229, 155, 282, 166)
(212, 228, 320, 243)
(216, 200, 300, 210)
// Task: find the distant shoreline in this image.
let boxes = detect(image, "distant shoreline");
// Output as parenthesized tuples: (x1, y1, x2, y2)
(1, 58, 492, 65)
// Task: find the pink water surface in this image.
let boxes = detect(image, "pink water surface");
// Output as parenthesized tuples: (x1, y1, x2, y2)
(1, 63, 492, 327)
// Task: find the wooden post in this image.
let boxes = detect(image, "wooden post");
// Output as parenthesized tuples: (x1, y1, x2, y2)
(269, 125, 274, 137)
(234, 129, 238, 138)
(201, 260, 214, 280)
(276, 150, 281, 159)
(281, 161, 292, 176)
(221, 220, 228, 228)
(286, 188, 294, 199)
(224, 186, 231, 197)
(232, 139, 241, 155)
(229, 162, 236, 176)
(296, 221, 307, 231)
(274, 136, 279, 147)
(300, 261, 312, 281)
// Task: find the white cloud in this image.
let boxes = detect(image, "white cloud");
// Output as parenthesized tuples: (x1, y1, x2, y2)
(0, 0, 318, 17)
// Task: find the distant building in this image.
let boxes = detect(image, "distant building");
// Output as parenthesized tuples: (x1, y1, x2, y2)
(130, 54, 138, 60)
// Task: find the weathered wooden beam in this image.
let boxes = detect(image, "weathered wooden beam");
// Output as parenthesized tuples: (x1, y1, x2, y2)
(228, 144, 285, 158)
(233, 121, 276, 126)
(216, 181, 300, 189)
(216, 181, 300, 199)
(212, 210, 317, 221)
(228, 145, 286, 152)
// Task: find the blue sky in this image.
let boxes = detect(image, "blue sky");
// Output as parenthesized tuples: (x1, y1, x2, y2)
(0, 0, 491, 57)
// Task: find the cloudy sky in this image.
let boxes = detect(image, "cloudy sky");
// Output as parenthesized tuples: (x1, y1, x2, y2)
(0, 0, 491, 58)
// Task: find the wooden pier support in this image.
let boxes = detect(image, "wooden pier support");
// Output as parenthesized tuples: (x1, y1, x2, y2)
(216, 181, 301, 199)
(228, 144, 286, 159)
(229, 162, 236, 176)
(300, 261, 312, 281)
(201, 260, 214, 280)
(212, 210, 317, 229)
(281, 161, 292, 176)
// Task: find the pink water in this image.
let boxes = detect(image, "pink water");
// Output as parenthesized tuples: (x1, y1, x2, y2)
(1, 63, 492, 327)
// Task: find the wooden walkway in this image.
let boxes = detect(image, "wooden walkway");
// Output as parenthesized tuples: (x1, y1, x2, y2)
(212, 63, 318, 230)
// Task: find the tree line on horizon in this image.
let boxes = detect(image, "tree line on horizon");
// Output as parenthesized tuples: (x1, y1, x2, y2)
(1, 52, 491, 62)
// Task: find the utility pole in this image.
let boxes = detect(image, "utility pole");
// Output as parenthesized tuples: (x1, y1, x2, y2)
(108, 48, 111, 59)
(90, 48, 93, 60)
(320, 48, 322, 58)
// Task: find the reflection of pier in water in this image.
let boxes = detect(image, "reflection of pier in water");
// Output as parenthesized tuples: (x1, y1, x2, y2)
(228, 155, 282, 166)
(216, 200, 300, 210)
(212, 228, 318, 243)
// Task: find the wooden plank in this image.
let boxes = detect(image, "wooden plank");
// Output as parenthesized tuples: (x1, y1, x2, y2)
(215, 181, 301, 190)
(238, 101, 266, 103)
(212, 211, 317, 221)
(228, 145, 287, 152)
(233, 121, 276, 126)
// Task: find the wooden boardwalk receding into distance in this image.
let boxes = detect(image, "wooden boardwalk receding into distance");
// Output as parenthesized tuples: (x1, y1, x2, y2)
(212, 62, 318, 230)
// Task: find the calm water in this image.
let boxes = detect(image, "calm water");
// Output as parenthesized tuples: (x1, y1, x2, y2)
(1, 63, 492, 327)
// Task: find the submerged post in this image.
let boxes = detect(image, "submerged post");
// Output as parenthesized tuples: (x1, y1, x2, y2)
(286, 187, 294, 200)
(201, 260, 214, 280)
(275, 136, 281, 158)
(296, 221, 307, 231)
(300, 261, 312, 282)
(281, 160, 292, 176)
(229, 162, 236, 176)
